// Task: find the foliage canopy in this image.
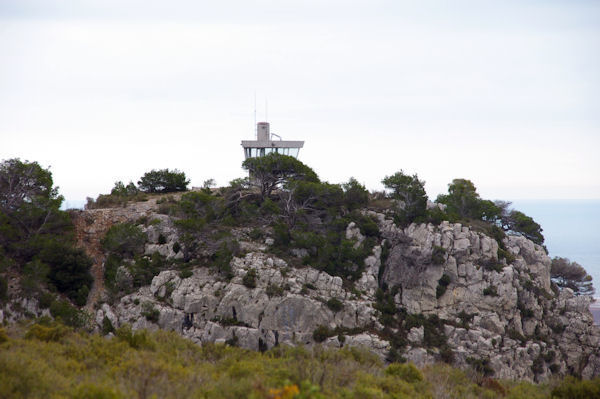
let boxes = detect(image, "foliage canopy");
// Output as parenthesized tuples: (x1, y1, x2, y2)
(551, 257, 594, 296)
(138, 169, 189, 193)
(242, 153, 319, 199)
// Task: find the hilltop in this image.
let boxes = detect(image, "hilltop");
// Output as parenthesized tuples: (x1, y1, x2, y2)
(1, 156, 600, 395)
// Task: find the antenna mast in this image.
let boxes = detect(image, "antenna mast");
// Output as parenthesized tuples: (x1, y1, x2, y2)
(254, 92, 257, 138)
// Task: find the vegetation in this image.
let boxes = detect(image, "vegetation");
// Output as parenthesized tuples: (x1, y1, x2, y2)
(86, 180, 148, 209)
(0, 158, 93, 305)
(1, 322, 590, 398)
(551, 257, 595, 296)
(242, 153, 319, 199)
(382, 170, 428, 224)
(433, 178, 545, 246)
(436, 274, 451, 298)
(138, 168, 189, 193)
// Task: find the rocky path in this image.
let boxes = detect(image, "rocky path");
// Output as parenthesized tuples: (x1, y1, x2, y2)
(72, 198, 162, 310)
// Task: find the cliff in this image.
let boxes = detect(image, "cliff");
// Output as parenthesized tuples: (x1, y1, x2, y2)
(65, 199, 600, 381)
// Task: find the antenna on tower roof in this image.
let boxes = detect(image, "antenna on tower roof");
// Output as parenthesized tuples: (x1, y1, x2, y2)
(254, 91, 257, 138)
(265, 98, 268, 122)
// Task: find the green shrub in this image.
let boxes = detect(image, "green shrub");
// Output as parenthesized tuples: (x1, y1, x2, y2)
(385, 363, 423, 383)
(38, 243, 93, 306)
(101, 223, 147, 258)
(456, 311, 475, 329)
(141, 302, 160, 323)
(157, 234, 167, 245)
(498, 247, 516, 264)
(466, 356, 494, 376)
(49, 298, 88, 328)
(212, 241, 239, 279)
(243, 269, 258, 289)
(114, 324, 155, 349)
(551, 376, 600, 398)
(129, 252, 166, 288)
(25, 322, 71, 342)
(21, 259, 49, 296)
(172, 242, 181, 254)
(0, 274, 7, 301)
(38, 292, 54, 309)
(0, 328, 8, 344)
(436, 274, 451, 298)
(179, 269, 193, 279)
(326, 298, 344, 312)
(266, 283, 284, 297)
(483, 285, 498, 296)
(248, 228, 264, 240)
(101, 316, 114, 335)
(313, 325, 335, 343)
(432, 246, 446, 265)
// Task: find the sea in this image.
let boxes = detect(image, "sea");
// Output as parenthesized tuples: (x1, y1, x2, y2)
(510, 200, 600, 323)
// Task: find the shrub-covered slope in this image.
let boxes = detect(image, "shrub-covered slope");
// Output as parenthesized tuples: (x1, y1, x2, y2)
(5, 321, 600, 399)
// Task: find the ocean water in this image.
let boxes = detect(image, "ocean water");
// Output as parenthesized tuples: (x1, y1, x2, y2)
(510, 200, 600, 298)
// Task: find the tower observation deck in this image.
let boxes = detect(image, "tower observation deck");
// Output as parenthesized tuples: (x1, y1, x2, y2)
(241, 122, 304, 159)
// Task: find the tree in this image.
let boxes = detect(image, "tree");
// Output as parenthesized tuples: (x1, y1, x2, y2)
(0, 159, 69, 258)
(111, 181, 138, 196)
(382, 171, 427, 223)
(342, 178, 369, 211)
(502, 210, 544, 245)
(436, 178, 481, 219)
(242, 153, 319, 200)
(551, 257, 594, 296)
(101, 223, 147, 258)
(279, 181, 343, 226)
(0, 158, 93, 305)
(138, 169, 189, 193)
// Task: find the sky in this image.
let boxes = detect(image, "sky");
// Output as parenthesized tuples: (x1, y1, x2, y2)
(1, 0, 599, 207)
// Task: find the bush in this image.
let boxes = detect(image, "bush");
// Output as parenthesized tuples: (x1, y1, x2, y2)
(436, 274, 451, 299)
(243, 269, 258, 288)
(38, 243, 93, 306)
(49, 298, 88, 328)
(466, 356, 494, 377)
(25, 322, 71, 342)
(552, 376, 600, 398)
(138, 169, 189, 193)
(483, 285, 498, 296)
(313, 325, 335, 343)
(172, 242, 181, 254)
(141, 302, 160, 323)
(432, 246, 446, 265)
(385, 363, 423, 383)
(0, 328, 8, 344)
(101, 223, 147, 258)
(0, 274, 7, 301)
(266, 283, 284, 297)
(114, 324, 155, 349)
(101, 316, 114, 335)
(326, 298, 344, 312)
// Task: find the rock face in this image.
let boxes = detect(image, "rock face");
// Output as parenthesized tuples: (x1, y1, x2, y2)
(90, 207, 600, 381)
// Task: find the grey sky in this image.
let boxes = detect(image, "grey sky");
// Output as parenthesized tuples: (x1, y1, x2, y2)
(1, 0, 599, 205)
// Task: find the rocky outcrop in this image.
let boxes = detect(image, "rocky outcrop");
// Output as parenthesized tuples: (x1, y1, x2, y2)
(88, 206, 600, 381)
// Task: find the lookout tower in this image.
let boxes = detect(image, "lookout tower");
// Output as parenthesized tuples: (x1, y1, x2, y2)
(241, 122, 304, 159)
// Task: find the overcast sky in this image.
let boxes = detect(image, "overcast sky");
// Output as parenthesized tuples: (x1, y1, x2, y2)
(1, 0, 599, 206)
